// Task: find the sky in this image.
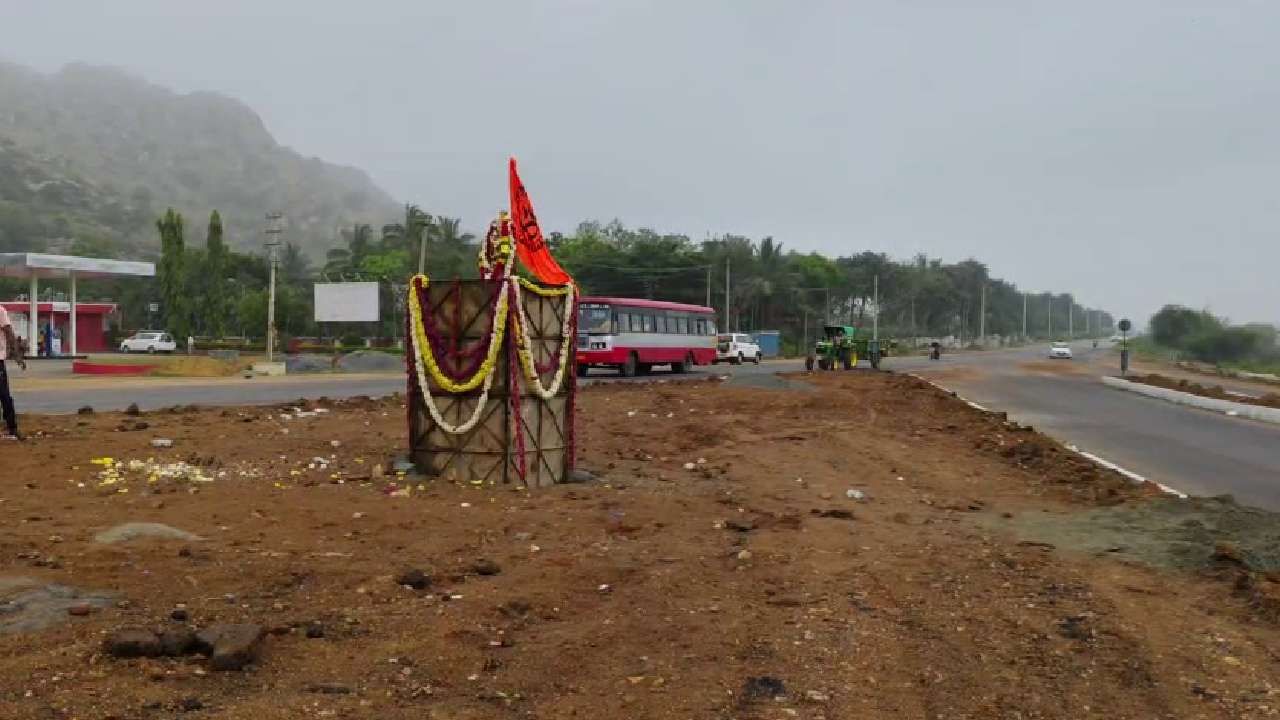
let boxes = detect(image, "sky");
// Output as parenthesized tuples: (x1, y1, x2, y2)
(1, 0, 1277, 326)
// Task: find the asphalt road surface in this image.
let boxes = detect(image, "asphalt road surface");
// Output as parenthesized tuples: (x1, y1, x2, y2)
(12, 344, 1280, 509)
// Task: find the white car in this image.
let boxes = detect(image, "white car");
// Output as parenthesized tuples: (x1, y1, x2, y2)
(715, 333, 762, 365)
(120, 331, 177, 354)
(1049, 342, 1073, 359)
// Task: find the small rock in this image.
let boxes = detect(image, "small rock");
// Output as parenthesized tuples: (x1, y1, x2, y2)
(104, 628, 163, 658)
(472, 559, 502, 576)
(813, 508, 854, 520)
(171, 607, 190, 622)
(305, 683, 352, 695)
(736, 550, 753, 561)
(846, 489, 867, 501)
(125, 403, 142, 416)
(513, 532, 533, 542)
(67, 603, 93, 616)
(804, 690, 830, 703)
(683, 462, 696, 471)
(151, 438, 174, 449)
(177, 697, 204, 712)
(742, 676, 787, 700)
(396, 568, 431, 590)
(77, 406, 94, 415)
(330, 440, 342, 448)
(305, 622, 326, 639)
(724, 519, 754, 533)
(159, 628, 199, 656)
(567, 469, 600, 484)
(94, 522, 201, 545)
(202, 624, 266, 671)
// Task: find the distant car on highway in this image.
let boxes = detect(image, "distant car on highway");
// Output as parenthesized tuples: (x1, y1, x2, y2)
(1048, 341, 1073, 359)
(715, 333, 762, 365)
(119, 331, 176, 354)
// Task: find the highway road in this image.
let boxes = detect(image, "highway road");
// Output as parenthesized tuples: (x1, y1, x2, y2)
(11, 343, 1280, 509)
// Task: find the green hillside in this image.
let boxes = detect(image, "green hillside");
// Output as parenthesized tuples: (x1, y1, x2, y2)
(0, 61, 398, 258)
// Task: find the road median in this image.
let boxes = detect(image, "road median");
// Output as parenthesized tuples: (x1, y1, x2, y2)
(1102, 375, 1280, 425)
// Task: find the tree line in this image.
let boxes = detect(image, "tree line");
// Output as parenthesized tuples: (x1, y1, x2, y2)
(1147, 305, 1278, 369)
(1, 205, 1115, 353)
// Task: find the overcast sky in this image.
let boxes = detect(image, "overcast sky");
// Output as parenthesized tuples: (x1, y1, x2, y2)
(2, 1, 1277, 325)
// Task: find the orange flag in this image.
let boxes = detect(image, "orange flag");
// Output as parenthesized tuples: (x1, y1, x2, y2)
(509, 157, 573, 286)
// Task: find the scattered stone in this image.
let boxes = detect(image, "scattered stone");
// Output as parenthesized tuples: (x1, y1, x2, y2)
(846, 489, 867, 501)
(472, 559, 502, 576)
(396, 568, 431, 590)
(197, 624, 266, 671)
(813, 508, 854, 520)
(159, 627, 199, 656)
(0, 577, 117, 634)
(150, 438, 174, 448)
(305, 622, 326, 639)
(171, 607, 190, 622)
(125, 403, 142, 416)
(742, 676, 787, 700)
(683, 462, 696, 471)
(804, 690, 830, 703)
(736, 550, 753, 561)
(177, 697, 204, 712)
(305, 683, 353, 695)
(77, 406, 94, 415)
(724, 519, 754, 533)
(330, 440, 342, 448)
(1057, 615, 1093, 641)
(104, 628, 162, 658)
(566, 469, 600, 484)
(94, 522, 201, 545)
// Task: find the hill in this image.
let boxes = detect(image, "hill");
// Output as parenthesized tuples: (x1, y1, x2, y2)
(0, 61, 398, 258)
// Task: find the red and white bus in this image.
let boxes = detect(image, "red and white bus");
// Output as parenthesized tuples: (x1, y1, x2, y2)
(576, 296, 717, 377)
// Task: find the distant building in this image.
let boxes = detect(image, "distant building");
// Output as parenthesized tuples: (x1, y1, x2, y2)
(1, 301, 119, 353)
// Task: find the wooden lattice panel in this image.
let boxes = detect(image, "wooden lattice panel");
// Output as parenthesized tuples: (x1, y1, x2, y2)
(408, 279, 572, 487)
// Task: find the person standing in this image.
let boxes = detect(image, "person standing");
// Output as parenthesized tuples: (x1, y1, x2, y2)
(0, 304, 27, 440)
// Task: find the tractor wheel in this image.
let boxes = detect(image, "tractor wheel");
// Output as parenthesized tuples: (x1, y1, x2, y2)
(818, 358, 830, 371)
(622, 353, 638, 377)
(842, 353, 854, 370)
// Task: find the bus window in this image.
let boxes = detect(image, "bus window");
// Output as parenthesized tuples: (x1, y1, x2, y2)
(707, 320, 717, 335)
(616, 312, 629, 333)
(676, 316, 688, 334)
(630, 314, 643, 332)
(658, 315, 671, 333)
(580, 305, 612, 334)
(642, 314, 656, 333)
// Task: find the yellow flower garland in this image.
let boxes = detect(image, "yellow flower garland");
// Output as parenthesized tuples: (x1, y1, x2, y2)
(407, 273, 510, 394)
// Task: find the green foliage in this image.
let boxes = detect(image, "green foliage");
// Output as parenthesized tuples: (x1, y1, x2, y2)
(156, 209, 190, 339)
(1149, 305, 1222, 349)
(204, 211, 228, 337)
(1146, 305, 1279, 365)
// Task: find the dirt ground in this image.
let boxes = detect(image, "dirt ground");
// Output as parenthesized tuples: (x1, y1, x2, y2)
(3, 372, 1280, 719)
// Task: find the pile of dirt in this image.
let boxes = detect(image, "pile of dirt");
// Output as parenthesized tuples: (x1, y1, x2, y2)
(1130, 372, 1280, 409)
(3, 373, 1280, 718)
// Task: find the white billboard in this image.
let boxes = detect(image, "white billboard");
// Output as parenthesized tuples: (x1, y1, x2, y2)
(314, 282, 380, 322)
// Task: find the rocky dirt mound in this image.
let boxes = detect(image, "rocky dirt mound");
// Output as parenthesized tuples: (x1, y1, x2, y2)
(1130, 372, 1280, 409)
(2, 374, 1278, 718)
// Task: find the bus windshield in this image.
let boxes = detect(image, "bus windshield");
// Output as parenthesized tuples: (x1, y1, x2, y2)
(578, 304, 613, 334)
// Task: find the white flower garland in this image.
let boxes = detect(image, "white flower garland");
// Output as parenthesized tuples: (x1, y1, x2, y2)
(511, 280, 577, 400)
(409, 321, 498, 434)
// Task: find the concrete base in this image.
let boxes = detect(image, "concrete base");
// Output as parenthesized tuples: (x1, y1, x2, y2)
(250, 362, 287, 377)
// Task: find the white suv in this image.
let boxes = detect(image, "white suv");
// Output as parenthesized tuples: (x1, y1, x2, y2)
(715, 333, 762, 365)
(120, 331, 177, 354)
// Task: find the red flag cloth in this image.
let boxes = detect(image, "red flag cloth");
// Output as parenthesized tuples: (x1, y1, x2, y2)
(509, 157, 573, 286)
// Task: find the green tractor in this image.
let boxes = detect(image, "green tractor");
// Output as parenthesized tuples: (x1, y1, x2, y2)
(805, 325, 890, 371)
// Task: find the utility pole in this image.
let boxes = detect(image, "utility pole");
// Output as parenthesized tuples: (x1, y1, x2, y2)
(265, 212, 283, 363)
(1022, 292, 1028, 340)
(724, 257, 731, 333)
(872, 274, 879, 341)
(705, 265, 711, 308)
(1068, 299, 1074, 339)
(978, 283, 986, 346)
(1047, 296, 1053, 339)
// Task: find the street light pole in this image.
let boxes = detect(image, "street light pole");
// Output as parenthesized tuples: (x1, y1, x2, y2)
(265, 212, 282, 363)
(1022, 292, 1028, 340)
(978, 283, 986, 346)
(872, 274, 879, 342)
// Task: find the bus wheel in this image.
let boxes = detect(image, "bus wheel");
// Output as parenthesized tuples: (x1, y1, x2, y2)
(672, 353, 693, 374)
(576, 363, 589, 378)
(622, 353, 638, 377)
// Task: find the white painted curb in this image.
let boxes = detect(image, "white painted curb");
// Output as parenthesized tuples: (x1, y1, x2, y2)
(1101, 376, 1280, 426)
